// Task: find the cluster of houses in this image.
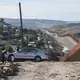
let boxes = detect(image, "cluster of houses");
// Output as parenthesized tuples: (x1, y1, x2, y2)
(0, 20, 21, 51)
(2, 24, 20, 40)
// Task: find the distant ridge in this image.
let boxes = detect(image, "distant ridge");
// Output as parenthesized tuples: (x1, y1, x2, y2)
(53, 22, 80, 28)
(4, 18, 68, 29)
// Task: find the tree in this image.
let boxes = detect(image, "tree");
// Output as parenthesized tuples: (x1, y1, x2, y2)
(36, 39, 45, 49)
(51, 41, 63, 51)
(3, 44, 13, 52)
(2, 32, 8, 39)
(0, 18, 4, 22)
(0, 18, 4, 35)
(0, 25, 3, 35)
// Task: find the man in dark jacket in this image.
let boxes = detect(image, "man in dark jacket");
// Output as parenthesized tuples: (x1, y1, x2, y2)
(2, 48, 7, 63)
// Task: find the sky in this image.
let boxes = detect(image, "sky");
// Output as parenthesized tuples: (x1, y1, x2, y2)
(0, 0, 80, 21)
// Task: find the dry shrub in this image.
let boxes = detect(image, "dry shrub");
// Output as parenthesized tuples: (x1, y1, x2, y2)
(47, 50, 64, 61)
(0, 62, 19, 80)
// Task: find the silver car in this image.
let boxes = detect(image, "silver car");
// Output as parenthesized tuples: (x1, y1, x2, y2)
(5, 48, 48, 62)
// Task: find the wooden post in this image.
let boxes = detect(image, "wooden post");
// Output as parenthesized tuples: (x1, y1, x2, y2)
(19, 2, 24, 48)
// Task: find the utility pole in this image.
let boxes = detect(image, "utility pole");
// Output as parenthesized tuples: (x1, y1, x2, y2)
(19, 2, 24, 48)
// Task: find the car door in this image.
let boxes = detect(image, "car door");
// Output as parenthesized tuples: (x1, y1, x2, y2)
(26, 49, 38, 59)
(16, 49, 27, 59)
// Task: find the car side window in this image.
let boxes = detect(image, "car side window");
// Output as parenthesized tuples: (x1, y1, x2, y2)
(28, 49, 38, 52)
(19, 49, 27, 53)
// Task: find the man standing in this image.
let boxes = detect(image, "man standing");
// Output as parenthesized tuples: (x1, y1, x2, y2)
(17, 45, 19, 52)
(2, 48, 7, 63)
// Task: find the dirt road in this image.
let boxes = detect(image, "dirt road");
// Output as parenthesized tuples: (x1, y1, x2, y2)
(10, 61, 80, 80)
(43, 30, 77, 50)
(57, 36, 77, 50)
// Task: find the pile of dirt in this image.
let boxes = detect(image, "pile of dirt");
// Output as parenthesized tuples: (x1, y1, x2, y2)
(0, 62, 19, 80)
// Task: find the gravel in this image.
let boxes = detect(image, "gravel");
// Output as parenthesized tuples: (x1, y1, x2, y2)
(8, 61, 80, 80)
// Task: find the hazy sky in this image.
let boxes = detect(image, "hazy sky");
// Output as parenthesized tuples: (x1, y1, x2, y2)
(0, 0, 80, 21)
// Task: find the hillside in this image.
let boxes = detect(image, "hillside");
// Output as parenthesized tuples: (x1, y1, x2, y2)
(4, 18, 68, 29)
(53, 23, 80, 28)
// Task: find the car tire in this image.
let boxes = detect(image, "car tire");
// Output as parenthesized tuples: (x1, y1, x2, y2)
(8, 55, 15, 62)
(35, 56, 41, 62)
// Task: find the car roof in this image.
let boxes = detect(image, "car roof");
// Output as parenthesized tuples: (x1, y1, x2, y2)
(21, 47, 41, 51)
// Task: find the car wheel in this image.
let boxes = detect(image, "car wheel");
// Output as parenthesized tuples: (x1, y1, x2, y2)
(35, 56, 41, 62)
(8, 55, 15, 62)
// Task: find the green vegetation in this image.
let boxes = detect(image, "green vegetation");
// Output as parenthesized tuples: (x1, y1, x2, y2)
(0, 18, 4, 35)
(36, 39, 45, 49)
(3, 44, 13, 52)
(51, 41, 63, 51)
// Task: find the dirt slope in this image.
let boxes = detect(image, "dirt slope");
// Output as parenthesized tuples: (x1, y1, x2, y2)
(10, 61, 80, 80)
